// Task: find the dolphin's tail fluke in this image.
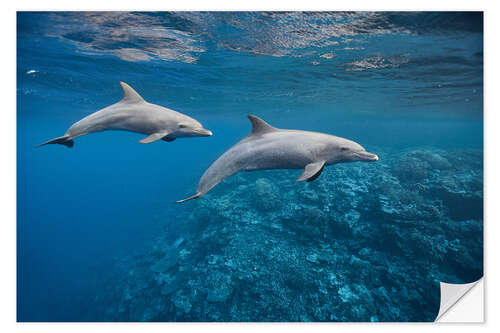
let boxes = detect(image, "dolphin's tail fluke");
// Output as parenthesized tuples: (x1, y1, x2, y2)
(175, 192, 202, 203)
(35, 135, 74, 148)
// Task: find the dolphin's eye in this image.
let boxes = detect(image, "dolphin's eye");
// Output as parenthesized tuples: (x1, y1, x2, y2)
(179, 124, 187, 129)
(341, 147, 348, 151)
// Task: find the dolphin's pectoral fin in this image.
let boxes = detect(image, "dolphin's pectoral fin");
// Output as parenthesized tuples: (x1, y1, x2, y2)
(297, 161, 326, 182)
(139, 131, 170, 144)
(162, 136, 176, 142)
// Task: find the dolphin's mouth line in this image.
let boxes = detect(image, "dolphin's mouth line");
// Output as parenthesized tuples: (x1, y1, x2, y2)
(354, 151, 379, 161)
(195, 128, 213, 136)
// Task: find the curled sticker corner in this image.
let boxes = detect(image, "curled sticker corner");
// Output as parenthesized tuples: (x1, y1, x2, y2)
(435, 278, 483, 322)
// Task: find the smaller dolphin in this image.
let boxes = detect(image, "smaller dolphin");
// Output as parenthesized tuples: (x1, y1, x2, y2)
(36, 82, 212, 148)
(177, 115, 378, 203)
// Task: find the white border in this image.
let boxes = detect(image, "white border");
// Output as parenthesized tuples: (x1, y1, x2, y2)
(6, 0, 491, 11)
(2, 1, 498, 332)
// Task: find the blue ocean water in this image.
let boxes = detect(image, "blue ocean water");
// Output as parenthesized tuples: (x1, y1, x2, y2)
(17, 12, 483, 322)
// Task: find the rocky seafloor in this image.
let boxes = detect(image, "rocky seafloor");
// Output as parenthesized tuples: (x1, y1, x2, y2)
(96, 147, 483, 322)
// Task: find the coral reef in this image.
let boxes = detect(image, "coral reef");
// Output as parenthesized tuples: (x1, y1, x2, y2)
(101, 148, 483, 322)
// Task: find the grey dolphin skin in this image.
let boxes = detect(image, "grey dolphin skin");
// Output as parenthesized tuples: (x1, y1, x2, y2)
(177, 115, 378, 203)
(36, 82, 212, 148)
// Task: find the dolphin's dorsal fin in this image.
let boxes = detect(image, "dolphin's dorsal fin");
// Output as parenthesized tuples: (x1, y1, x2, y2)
(248, 115, 277, 135)
(120, 82, 145, 103)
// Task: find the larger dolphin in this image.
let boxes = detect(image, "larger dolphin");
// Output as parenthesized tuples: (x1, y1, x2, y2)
(177, 115, 378, 203)
(36, 82, 212, 148)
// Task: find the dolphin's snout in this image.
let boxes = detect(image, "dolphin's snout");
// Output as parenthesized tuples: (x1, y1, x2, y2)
(201, 129, 213, 136)
(356, 151, 379, 162)
(192, 127, 212, 136)
(367, 153, 378, 162)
